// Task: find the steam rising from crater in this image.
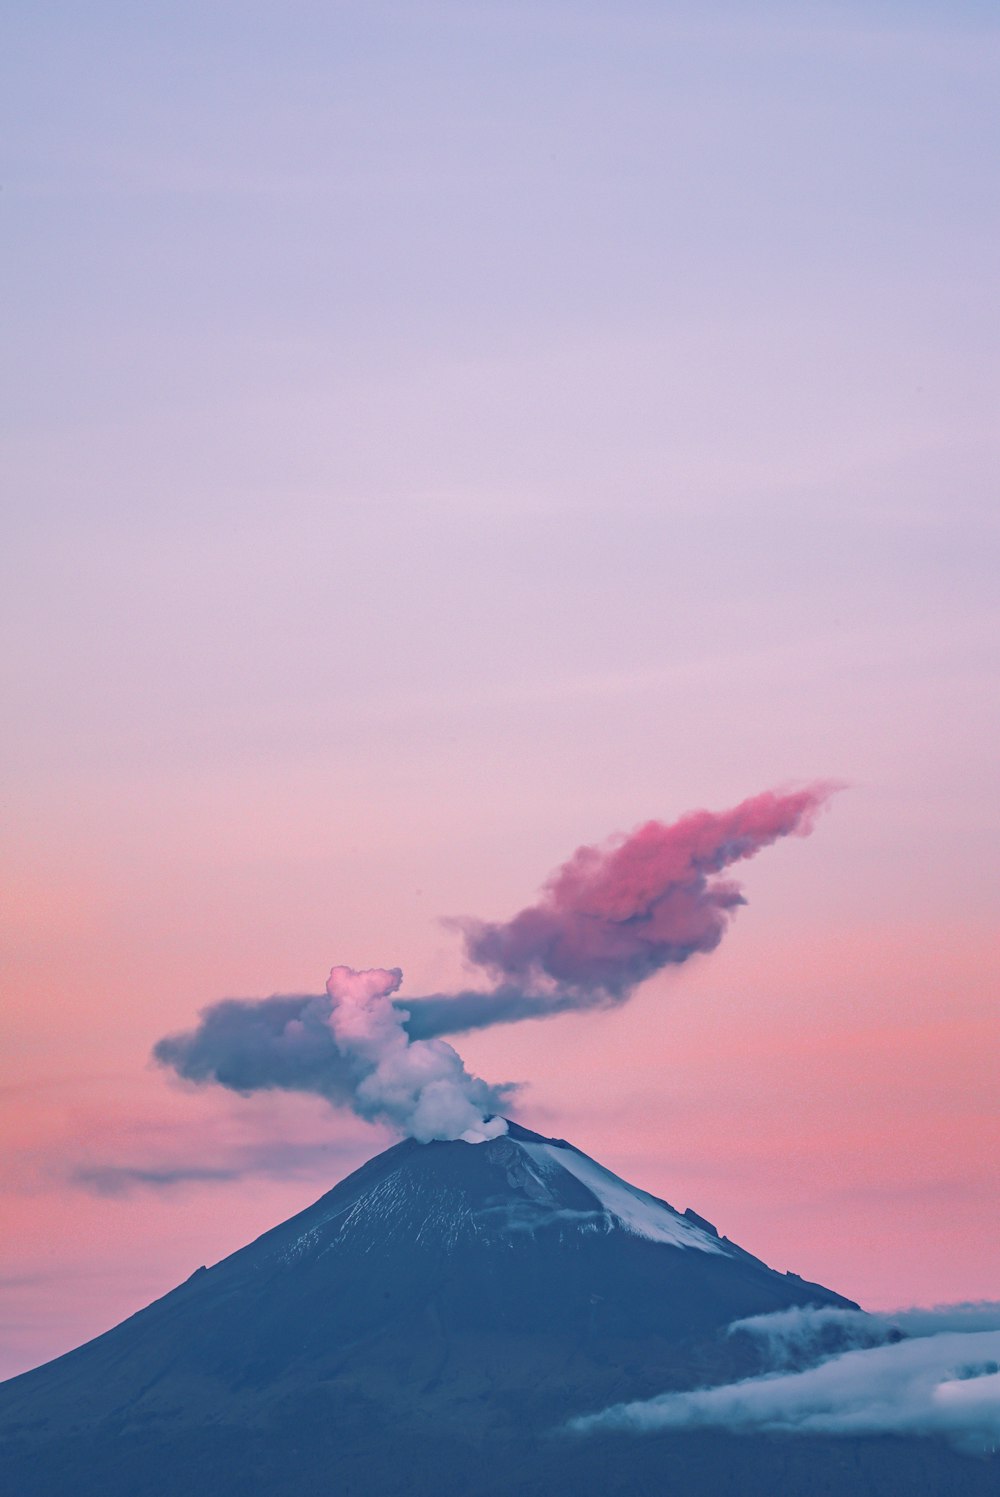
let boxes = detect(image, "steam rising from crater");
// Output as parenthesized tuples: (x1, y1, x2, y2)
(154, 785, 836, 1140)
(155, 963, 510, 1144)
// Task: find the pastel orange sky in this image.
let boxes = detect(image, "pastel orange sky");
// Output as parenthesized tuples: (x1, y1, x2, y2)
(2, 1, 998, 1381)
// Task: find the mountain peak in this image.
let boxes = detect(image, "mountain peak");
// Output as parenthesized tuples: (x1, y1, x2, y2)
(252, 1119, 731, 1264)
(0, 1123, 860, 1496)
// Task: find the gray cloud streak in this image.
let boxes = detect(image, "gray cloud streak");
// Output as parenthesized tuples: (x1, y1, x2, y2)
(70, 1136, 363, 1196)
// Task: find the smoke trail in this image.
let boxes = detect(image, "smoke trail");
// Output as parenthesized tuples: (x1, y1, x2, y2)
(155, 966, 511, 1144)
(154, 785, 836, 1139)
(407, 783, 836, 1036)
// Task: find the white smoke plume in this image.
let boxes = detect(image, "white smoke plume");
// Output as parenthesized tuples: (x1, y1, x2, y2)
(156, 965, 510, 1145)
(154, 788, 837, 1142)
(570, 1303, 1000, 1456)
(323, 965, 507, 1143)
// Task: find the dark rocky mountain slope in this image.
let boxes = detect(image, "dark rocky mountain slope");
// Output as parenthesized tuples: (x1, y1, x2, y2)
(1, 1123, 995, 1495)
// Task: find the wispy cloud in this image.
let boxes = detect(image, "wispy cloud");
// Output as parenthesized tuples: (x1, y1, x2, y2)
(5, 1087, 377, 1198)
(69, 1134, 358, 1196)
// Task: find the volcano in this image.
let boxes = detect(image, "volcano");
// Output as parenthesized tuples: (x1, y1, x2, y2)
(1, 1123, 994, 1495)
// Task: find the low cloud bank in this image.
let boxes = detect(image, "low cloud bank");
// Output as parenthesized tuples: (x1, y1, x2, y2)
(728, 1302, 1000, 1368)
(727, 1304, 897, 1367)
(570, 1304, 1000, 1455)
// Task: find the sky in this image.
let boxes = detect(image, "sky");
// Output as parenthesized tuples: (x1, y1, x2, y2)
(2, 0, 998, 1381)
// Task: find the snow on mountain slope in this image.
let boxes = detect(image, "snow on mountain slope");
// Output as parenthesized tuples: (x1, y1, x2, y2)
(261, 1125, 731, 1262)
(0, 1113, 870, 1497)
(519, 1140, 727, 1253)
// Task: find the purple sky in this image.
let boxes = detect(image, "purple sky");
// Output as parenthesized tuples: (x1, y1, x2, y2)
(2, 0, 998, 1381)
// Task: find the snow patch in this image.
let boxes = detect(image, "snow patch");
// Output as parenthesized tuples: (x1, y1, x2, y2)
(519, 1142, 726, 1254)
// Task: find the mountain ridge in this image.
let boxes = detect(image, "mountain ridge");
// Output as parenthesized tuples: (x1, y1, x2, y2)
(0, 1119, 853, 1441)
(1, 1121, 994, 1497)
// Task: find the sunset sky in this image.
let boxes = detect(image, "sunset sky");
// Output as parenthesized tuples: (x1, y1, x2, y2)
(3, 0, 998, 1381)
